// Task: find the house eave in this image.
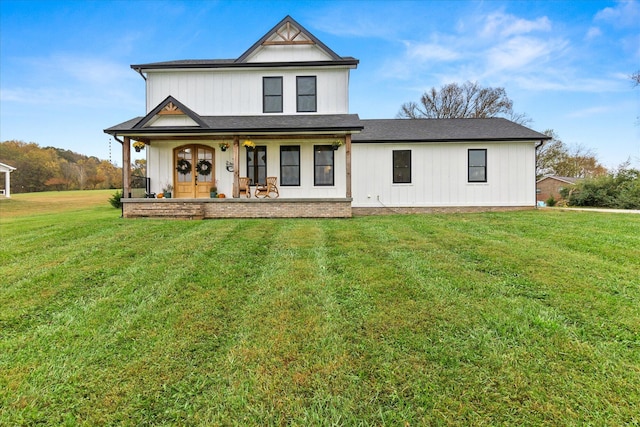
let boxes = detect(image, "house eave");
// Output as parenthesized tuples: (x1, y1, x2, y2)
(131, 59, 359, 72)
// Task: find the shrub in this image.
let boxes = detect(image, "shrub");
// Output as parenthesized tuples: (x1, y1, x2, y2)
(563, 165, 640, 209)
(108, 190, 122, 209)
(545, 196, 557, 207)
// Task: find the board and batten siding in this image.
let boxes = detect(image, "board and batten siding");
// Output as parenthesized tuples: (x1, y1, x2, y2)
(146, 139, 347, 199)
(351, 142, 537, 208)
(146, 68, 350, 116)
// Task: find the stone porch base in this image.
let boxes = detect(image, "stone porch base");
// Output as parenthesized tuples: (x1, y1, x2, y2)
(121, 198, 352, 219)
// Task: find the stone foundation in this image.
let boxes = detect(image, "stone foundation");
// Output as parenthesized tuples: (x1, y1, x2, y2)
(121, 198, 352, 219)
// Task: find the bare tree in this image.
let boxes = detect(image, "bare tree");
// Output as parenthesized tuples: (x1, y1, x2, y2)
(397, 81, 530, 125)
(536, 129, 606, 179)
(632, 70, 640, 87)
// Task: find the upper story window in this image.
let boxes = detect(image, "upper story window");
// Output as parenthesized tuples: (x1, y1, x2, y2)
(468, 149, 487, 182)
(393, 150, 411, 183)
(297, 76, 317, 112)
(263, 77, 283, 113)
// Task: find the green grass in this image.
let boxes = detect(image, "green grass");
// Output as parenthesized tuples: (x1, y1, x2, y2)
(1, 191, 639, 425)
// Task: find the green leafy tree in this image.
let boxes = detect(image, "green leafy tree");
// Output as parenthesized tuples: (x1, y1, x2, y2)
(561, 161, 640, 209)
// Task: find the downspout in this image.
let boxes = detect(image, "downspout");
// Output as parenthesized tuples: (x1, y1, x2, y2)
(535, 140, 545, 208)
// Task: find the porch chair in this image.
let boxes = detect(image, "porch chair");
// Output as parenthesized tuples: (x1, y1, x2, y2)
(254, 176, 279, 198)
(238, 177, 251, 198)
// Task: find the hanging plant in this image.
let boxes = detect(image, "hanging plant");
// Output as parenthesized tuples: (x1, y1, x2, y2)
(133, 141, 146, 152)
(332, 139, 344, 150)
(218, 142, 230, 152)
(242, 139, 255, 150)
(176, 159, 191, 175)
(196, 159, 213, 176)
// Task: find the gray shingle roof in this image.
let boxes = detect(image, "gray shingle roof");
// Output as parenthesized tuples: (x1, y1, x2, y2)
(105, 114, 363, 135)
(131, 16, 359, 71)
(352, 118, 550, 142)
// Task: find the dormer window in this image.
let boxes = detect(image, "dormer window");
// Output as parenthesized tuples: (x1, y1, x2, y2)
(297, 76, 316, 112)
(263, 77, 283, 113)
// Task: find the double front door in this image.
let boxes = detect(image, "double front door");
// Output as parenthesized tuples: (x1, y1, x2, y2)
(174, 145, 214, 198)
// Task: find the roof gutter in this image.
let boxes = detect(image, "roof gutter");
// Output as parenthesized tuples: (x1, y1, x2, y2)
(133, 67, 147, 81)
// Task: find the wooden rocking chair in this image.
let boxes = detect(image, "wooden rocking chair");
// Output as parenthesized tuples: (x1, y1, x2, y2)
(238, 177, 251, 198)
(254, 176, 279, 198)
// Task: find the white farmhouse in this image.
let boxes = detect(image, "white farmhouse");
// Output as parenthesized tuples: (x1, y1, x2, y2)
(105, 15, 548, 218)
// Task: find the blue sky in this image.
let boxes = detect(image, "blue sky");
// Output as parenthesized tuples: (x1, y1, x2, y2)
(1, 0, 639, 169)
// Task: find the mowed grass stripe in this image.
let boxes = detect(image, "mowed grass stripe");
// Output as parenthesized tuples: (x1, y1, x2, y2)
(1, 191, 639, 425)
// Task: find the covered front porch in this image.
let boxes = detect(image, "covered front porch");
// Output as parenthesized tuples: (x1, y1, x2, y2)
(104, 99, 362, 218)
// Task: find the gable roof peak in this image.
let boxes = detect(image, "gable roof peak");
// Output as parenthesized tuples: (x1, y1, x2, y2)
(236, 15, 342, 63)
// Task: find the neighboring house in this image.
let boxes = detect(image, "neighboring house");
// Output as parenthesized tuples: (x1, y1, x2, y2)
(0, 162, 17, 198)
(536, 176, 578, 204)
(104, 15, 549, 218)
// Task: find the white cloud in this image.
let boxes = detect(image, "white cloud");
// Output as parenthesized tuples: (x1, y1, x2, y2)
(595, 0, 640, 28)
(586, 26, 602, 40)
(403, 41, 460, 61)
(482, 12, 551, 37)
(485, 36, 567, 73)
(566, 105, 611, 118)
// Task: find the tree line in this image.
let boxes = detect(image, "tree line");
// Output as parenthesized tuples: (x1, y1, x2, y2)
(0, 140, 123, 193)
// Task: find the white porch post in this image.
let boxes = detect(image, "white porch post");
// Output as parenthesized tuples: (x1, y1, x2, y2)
(123, 136, 131, 198)
(345, 134, 352, 199)
(233, 136, 240, 198)
(4, 169, 10, 197)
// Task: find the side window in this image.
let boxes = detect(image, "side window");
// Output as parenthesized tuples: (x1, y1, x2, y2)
(314, 145, 334, 186)
(393, 150, 411, 183)
(263, 77, 283, 113)
(468, 149, 487, 182)
(280, 146, 300, 186)
(297, 76, 317, 112)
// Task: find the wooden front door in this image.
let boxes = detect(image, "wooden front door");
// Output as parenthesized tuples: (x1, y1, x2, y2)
(174, 145, 215, 198)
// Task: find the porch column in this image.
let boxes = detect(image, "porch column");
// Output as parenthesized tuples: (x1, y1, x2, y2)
(3, 169, 10, 197)
(123, 136, 131, 198)
(232, 136, 240, 198)
(345, 134, 352, 199)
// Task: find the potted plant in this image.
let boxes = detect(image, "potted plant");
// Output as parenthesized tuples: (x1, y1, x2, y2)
(210, 186, 218, 198)
(133, 141, 146, 152)
(242, 139, 256, 151)
(163, 183, 173, 199)
(332, 139, 344, 150)
(219, 142, 230, 152)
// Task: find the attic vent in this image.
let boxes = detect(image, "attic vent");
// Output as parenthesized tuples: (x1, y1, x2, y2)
(158, 102, 184, 115)
(263, 21, 314, 46)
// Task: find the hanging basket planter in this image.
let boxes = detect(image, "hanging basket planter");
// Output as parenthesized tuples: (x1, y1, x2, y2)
(133, 141, 146, 152)
(219, 142, 230, 152)
(242, 139, 256, 151)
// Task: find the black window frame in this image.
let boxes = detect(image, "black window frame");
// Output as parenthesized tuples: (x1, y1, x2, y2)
(246, 146, 267, 186)
(393, 150, 412, 184)
(280, 145, 300, 186)
(314, 145, 334, 186)
(468, 149, 487, 183)
(296, 76, 317, 112)
(263, 76, 283, 113)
